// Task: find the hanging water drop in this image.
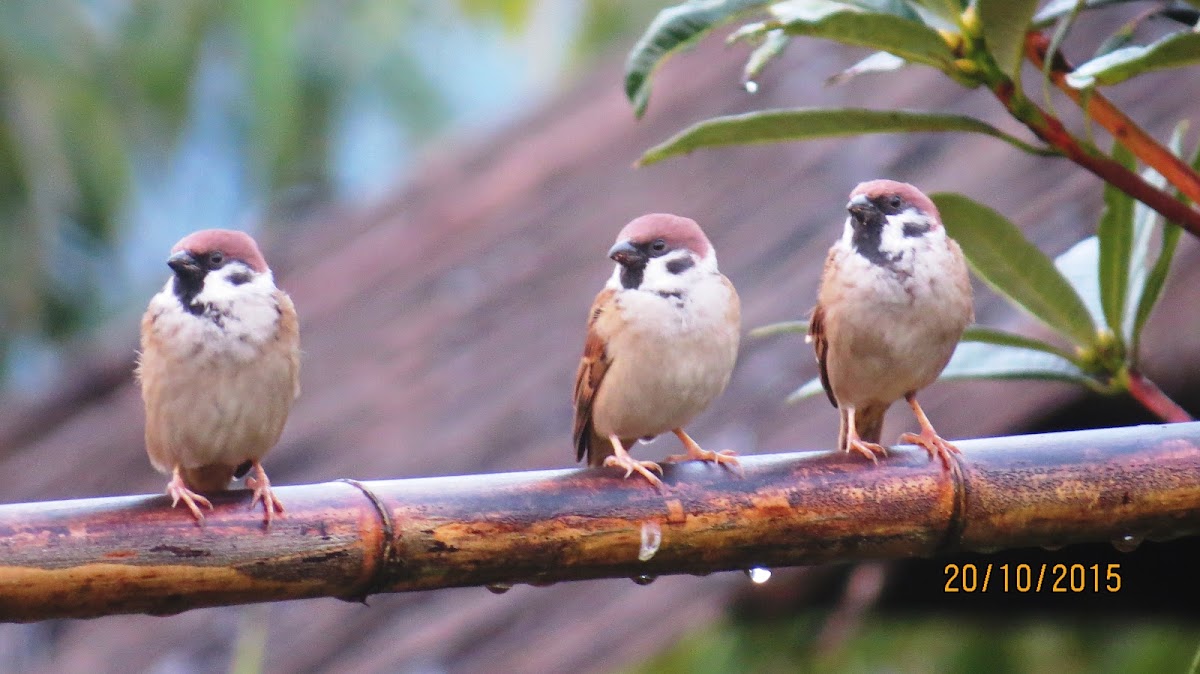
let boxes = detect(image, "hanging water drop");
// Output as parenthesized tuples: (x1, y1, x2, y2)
(638, 521, 663, 562)
(745, 567, 772, 584)
(744, 80, 759, 93)
(485, 582, 513, 595)
(631, 574, 657, 585)
(1111, 534, 1143, 553)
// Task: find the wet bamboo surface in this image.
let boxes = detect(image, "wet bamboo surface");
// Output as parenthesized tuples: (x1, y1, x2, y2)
(2, 422, 1198, 622)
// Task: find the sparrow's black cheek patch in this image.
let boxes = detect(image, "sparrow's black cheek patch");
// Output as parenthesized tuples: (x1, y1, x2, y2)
(903, 221, 930, 238)
(172, 273, 206, 310)
(227, 271, 252, 286)
(666, 257, 695, 274)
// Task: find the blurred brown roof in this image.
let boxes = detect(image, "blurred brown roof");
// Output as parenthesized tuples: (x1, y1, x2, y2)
(2, 21, 1200, 674)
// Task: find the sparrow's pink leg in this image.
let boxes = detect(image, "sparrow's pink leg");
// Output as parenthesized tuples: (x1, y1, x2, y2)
(666, 428, 743, 476)
(898, 393, 960, 470)
(246, 461, 285, 527)
(166, 466, 213, 525)
(602, 436, 665, 490)
(845, 407, 888, 463)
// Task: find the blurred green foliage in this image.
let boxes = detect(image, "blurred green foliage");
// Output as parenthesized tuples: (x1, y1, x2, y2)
(0, 0, 667, 389)
(631, 613, 1200, 674)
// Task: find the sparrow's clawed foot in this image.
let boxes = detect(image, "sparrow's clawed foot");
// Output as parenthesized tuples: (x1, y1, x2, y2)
(603, 436, 665, 490)
(167, 466, 213, 525)
(901, 394, 959, 470)
(666, 428, 744, 476)
(846, 437, 889, 464)
(246, 461, 285, 526)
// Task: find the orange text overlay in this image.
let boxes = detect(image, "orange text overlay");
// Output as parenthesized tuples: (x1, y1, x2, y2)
(943, 563, 1122, 593)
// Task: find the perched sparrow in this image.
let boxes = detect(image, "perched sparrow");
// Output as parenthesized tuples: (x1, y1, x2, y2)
(137, 229, 300, 525)
(810, 180, 973, 469)
(572, 214, 741, 489)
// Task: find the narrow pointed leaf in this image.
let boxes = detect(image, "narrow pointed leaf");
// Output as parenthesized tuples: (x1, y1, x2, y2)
(638, 108, 1051, 165)
(940, 341, 1094, 385)
(749, 319, 810, 339)
(625, 0, 772, 118)
(1097, 142, 1136, 339)
(1131, 131, 1197, 357)
(826, 50, 907, 85)
(1123, 121, 1183, 343)
(977, 0, 1042, 78)
(932, 193, 1098, 347)
(786, 376, 826, 404)
(1033, 0, 1131, 28)
(1066, 31, 1200, 88)
(961, 325, 1079, 363)
(1053, 235, 1104, 328)
(743, 28, 790, 83)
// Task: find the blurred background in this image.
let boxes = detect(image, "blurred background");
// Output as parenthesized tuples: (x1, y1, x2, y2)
(1, 0, 1198, 672)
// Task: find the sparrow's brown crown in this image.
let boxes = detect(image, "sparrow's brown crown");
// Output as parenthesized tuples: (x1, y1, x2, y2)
(849, 180, 940, 226)
(170, 229, 268, 273)
(615, 213, 712, 258)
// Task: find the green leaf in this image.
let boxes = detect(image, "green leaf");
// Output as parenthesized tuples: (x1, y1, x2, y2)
(960, 325, 1079, 363)
(743, 28, 790, 83)
(939, 341, 1095, 385)
(1130, 127, 1195, 357)
(625, 0, 772, 118)
(826, 50, 907, 85)
(1066, 31, 1200, 88)
(739, 2, 956, 72)
(1053, 235, 1104, 329)
(977, 0, 1041, 79)
(749, 319, 809, 339)
(932, 193, 1099, 347)
(904, 0, 962, 25)
(1097, 141, 1136, 339)
(637, 107, 1052, 165)
(1032, 0, 1128, 28)
(1123, 122, 1180, 343)
(786, 376, 827, 404)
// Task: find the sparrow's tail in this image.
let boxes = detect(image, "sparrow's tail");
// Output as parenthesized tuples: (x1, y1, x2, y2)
(182, 464, 237, 494)
(837, 403, 887, 451)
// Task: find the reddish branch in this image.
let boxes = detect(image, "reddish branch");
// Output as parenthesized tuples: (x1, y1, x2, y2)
(1026, 33, 1200, 206)
(1127, 369, 1194, 422)
(988, 77, 1200, 238)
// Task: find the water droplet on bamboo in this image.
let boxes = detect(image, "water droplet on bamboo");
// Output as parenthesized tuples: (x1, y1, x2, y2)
(745, 567, 772, 584)
(631, 574, 657, 585)
(1111, 534, 1143, 553)
(744, 80, 759, 93)
(485, 583, 512, 594)
(638, 521, 662, 562)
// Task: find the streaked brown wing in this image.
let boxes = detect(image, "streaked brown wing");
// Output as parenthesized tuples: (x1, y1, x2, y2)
(572, 288, 616, 464)
(809, 302, 837, 408)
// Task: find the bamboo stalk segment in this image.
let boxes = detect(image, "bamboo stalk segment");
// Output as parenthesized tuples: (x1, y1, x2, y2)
(2, 423, 1199, 622)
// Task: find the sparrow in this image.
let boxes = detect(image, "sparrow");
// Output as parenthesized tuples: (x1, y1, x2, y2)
(809, 180, 973, 469)
(137, 229, 300, 526)
(572, 213, 742, 489)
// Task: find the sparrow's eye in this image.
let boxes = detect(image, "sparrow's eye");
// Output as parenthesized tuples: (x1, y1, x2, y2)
(650, 239, 667, 253)
(207, 251, 224, 267)
(888, 195, 903, 209)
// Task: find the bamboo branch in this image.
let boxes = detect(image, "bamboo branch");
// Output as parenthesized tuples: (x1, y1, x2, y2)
(3, 422, 1200, 623)
(1025, 32, 1200, 207)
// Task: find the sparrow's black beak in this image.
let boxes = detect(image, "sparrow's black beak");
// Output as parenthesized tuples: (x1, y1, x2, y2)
(608, 239, 646, 267)
(847, 194, 876, 227)
(167, 250, 202, 277)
